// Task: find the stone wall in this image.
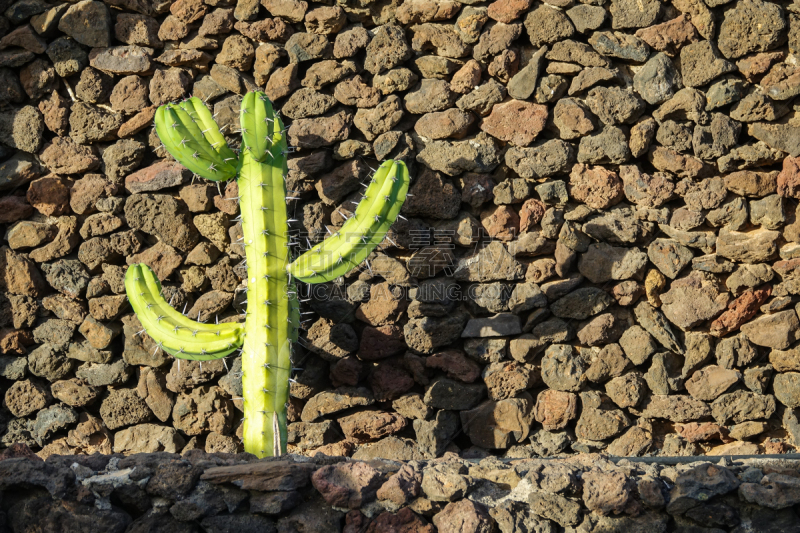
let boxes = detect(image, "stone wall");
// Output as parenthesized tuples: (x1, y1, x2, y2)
(1, 444, 800, 532)
(1, 0, 800, 459)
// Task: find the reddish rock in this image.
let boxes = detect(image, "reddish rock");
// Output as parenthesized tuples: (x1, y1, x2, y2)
(480, 100, 547, 146)
(369, 362, 414, 402)
(213, 181, 239, 215)
(311, 460, 383, 509)
(29, 216, 80, 263)
(314, 439, 357, 458)
(635, 14, 699, 56)
(709, 287, 771, 337)
(413, 108, 474, 140)
(0, 195, 33, 224)
(27, 176, 72, 216)
(158, 15, 189, 41)
(330, 357, 365, 387)
(425, 350, 481, 383)
(619, 165, 675, 207)
(488, 0, 533, 23)
(0, 443, 42, 461)
(354, 282, 408, 326)
(675, 422, 726, 443)
(149, 67, 191, 106)
(534, 389, 579, 431)
(433, 499, 493, 533)
(376, 464, 422, 506)
(569, 164, 624, 209)
(118, 106, 157, 138)
(480, 205, 519, 242)
(777, 156, 800, 199)
(305, 5, 346, 35)
(0, 25, 47, 53)
(519, 198, 546, 232)
(125, 160, 190, 193)
(649, 146, 706, 179)
(451, 59, 482, 94)
(736, 51, 785, 81)
(359, 324, 406, 361)
(198, 7, 235, 36)
(613, 281, 645, 306)
(4, 379, 50, 417)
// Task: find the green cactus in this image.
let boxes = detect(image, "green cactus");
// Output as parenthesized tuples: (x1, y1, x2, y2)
(125, 91, 409, 458)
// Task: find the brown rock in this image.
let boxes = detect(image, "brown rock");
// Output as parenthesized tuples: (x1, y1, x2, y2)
(125, 160, 189, 193)
(569, 163, 624, 209)
(0, 246, 46, 297)
(433, 499, 493, 533)
(685, 365, 741, 401)
(583, 470, 632, 515)
(725, 169, 778, 197)
(649, 146, 706, 179)
(338, 410, 407, 442)
(118, 106, 156, 137)
(311, 461, 382, 509)
(27, 176, 72, 216)
(288, 110, 352, 148)
(4, 379, 50, 417)
(127, 241, 182, 280)
(172, 385, 232, 436)
(426, 350, 481, 383)
(534, 389, 578, 431)
(480, 100, 547, 147)
(481, 205, 519, 242)
(414, 108, 474, 140)
(451, 60, 482, 94)
(740, 309, 800, 350)
(234, 19, 293, 43)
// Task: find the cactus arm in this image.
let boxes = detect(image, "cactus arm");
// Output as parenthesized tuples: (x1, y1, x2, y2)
(154, 102, 238, 182)
(177, 98, 238, 164)
(124, 263, 244, 359)
(287, 159, 410, 284)
(240, 91, 276, 163)
(238, 92, 297, 457)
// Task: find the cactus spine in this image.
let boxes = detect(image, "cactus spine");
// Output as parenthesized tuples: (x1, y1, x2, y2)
(125, 91, 410, 458)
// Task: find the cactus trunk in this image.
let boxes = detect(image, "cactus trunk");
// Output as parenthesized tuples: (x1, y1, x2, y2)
(126, 91, 409, 458)
(238, 148, 297, 456)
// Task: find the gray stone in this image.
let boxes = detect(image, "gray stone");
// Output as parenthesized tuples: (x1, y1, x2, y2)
(634, 53, 682, 105)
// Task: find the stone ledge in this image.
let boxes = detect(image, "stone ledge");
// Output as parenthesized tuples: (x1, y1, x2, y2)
(1, 443, 799, 532)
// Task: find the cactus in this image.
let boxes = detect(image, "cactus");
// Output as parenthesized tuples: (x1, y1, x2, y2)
(125, 91, 410, 458)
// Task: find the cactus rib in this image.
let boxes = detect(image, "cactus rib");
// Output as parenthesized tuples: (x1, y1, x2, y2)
(287, 159, 410, 284)
(125, 263, 244, 359)
(128, 91, 407, 458)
